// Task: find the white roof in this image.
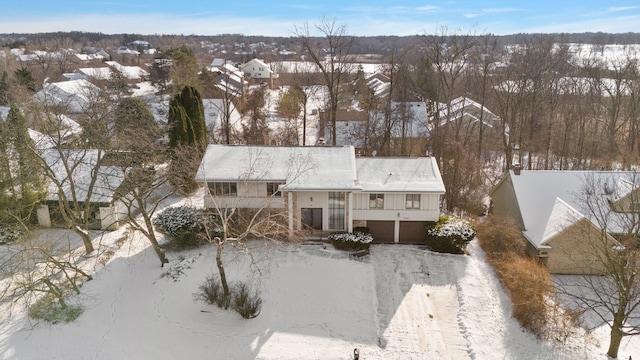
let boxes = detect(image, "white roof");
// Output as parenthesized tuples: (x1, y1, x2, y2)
(105, 61, 149, 80)
(42, 149, 125, 203)
(355, 157, 445, 193)
(196, 145, 359, 191)
(202, 99, 243, 136)
(34, 79, 100, 113)
(501, 170, 639, 248)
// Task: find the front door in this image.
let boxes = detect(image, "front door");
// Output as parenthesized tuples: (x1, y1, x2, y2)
(301, 208, 322, 230)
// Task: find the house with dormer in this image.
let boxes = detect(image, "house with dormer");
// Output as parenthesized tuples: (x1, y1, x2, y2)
(195, 145, 445, 244)
(238, 58, 278, 88)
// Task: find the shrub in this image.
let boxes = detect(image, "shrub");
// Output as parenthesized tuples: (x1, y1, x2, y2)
(0, 225, 23, 244)
(426, 215, 476, 254)
(329, 232, 373, 251)
(194, 275, 230, 309)
(495, 255, 552, 338)
(154, 206, 203, 248)
(231, 282, 262, 319)
(475, 216, 525, 261)
(28, 295, 83, 324)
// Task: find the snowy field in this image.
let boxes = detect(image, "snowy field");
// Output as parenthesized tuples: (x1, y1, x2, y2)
(1, 221, 639, 359)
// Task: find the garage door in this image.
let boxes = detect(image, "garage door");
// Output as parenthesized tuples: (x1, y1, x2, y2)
(399, 221, 427, 244)
(367, 221, 395, 243)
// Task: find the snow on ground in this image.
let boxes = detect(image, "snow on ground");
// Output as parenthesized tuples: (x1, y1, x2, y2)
(1, 212, 639, 358)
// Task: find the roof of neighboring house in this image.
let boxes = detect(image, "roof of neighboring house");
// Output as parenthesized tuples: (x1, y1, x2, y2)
(355, 157, 445, 193)
(493, 170, 639, 249)
(202, 98, 243, 135)
(195, 145, 360, 191)
(435, 96, 500, 128)
(42, 149, 125, 204)
(34, 79, 100, 113)
(105, 61, 149, 80)
(79, 67, 114, 80)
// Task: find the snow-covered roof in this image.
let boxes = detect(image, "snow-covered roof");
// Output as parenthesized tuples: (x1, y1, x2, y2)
(42, 149, 125, 203)
(355, 157, 445, 193)
(105, 61, 149, 80)
(202, 99, 243, 136)
(34, 79, 100, 113)
(500, 170, 640, 249)
(435, 96, 499, 128)
(79, 67, 114, 80)
(196, 145, 360, 191)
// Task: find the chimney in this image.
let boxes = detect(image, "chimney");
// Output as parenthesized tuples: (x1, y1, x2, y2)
(513, 163, 522, 175)
(316, 137, 325, 146)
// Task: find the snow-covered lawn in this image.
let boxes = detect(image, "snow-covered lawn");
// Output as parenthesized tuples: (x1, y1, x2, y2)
(0, 227, 639, 359)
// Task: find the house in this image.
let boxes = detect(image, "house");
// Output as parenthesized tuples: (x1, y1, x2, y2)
(324, 102, 430, 156)
(38, 149, 128, 231)
(34, 79, 101, 113)
(195, 145, 445, 243)
(202, 99, 243, 143)
(490, 169, 632, 275)
(238, 58, 278, 88)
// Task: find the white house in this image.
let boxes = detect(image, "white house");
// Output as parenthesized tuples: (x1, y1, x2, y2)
(238, 58, 278, 87)
(202, 99, 243, 142)
(195, 145, 445, 243)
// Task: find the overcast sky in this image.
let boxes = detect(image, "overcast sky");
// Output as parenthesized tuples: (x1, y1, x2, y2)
(1, 1, 640, 37)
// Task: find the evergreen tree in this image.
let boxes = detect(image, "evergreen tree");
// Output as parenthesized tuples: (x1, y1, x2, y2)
(1, 106, 46, 223)
(168, 85, 206, 153)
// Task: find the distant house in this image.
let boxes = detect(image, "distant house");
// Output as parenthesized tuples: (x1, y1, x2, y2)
(195, 145, 445, 243)
(238, 58, 278, 88)
(324, 102, 430, 156)
(207, 58, 246, 95)
(490, 169, 630, 275)
(105, 61, 149, 82)
(38, 149, 128, 230)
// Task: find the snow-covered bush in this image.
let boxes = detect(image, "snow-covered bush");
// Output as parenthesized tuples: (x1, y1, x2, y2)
(329, 231, 373, 251)
(153, 206, 203, 248)
(28, 295, 83, 324)
(426, 215, 476, 254)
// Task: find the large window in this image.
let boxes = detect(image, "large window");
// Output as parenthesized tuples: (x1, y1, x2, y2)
(267, 182, 284, 197)
(329, 192, 345, 230)
(369, 193, 384, 209)
(406, 194, 421, 209)
(208, 182, 237, 197)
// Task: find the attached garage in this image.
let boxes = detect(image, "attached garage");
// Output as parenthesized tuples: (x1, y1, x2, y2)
(399, 221, 427, 244)
(367, 221, 395, 243)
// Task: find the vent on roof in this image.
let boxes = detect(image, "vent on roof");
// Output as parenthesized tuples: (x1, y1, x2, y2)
(513, 164, 522, 175)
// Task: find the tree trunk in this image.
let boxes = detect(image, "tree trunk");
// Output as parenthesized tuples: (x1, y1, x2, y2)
(607, 323, 623, 358)
(78, 229, 95, 255)
(216, 243, 230, 308)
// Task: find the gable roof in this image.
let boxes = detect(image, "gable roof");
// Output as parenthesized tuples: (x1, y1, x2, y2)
(34, 79, 100, 113)
(499, 170, 639, 249)
(355, 157, 445, 193)
(195, 145, 359, 191)
(42, 149, 125, 203)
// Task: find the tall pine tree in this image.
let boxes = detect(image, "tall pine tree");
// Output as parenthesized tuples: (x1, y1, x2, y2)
(167, 85, 207, 194)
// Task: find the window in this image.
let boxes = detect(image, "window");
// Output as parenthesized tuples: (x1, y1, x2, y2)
(369, 194, 384, 209)
(267, 182, 284, 197)
(208, 182, 237, 197)
(329, 192, 345, 230)
(406, 194, 421, 209)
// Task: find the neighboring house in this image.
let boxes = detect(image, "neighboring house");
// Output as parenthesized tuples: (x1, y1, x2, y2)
(490, 169, 632, 275)
(105, 61, 149, 82)
(34, 79, 101, 113)
(202, 98, 243, 142)
(324, 102, 430, 156)
(195, 144, 445, 243)
(238, 58, 279, 87)
(38, 149, 127, 231)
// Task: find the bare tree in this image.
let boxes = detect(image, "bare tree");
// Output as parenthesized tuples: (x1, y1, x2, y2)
(555, 173, 640, 358)
(295, 18, 356, 145)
